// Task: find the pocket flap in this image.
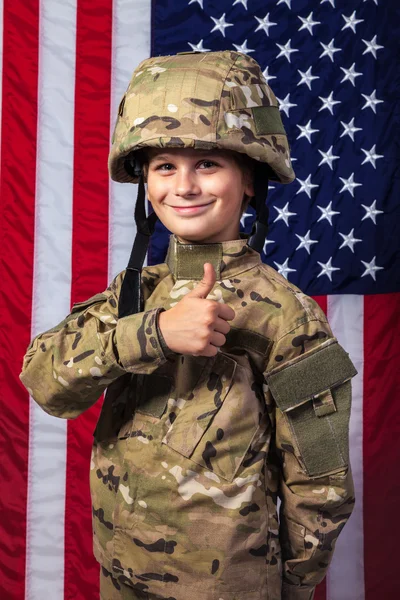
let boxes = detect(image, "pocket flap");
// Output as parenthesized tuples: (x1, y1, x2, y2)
(266, 342, 357, 413)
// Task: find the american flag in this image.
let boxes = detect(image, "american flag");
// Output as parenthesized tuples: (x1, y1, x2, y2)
(0, 1, 398, 599)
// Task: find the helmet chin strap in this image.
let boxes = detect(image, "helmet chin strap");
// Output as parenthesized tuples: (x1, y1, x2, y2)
(248, 164, 270, 254)
(118, 162, 158, 318)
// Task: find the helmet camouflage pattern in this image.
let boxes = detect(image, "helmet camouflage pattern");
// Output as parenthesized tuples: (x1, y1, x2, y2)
(109, 50, 295, 185)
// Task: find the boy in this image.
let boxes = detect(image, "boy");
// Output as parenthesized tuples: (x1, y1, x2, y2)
(20, 51, 356, 600)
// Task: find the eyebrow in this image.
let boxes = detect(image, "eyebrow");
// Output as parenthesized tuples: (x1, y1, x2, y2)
(149, 150, 221, 163)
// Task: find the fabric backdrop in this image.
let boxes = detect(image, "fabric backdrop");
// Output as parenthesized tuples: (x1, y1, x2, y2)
(0, 1, 399, 599)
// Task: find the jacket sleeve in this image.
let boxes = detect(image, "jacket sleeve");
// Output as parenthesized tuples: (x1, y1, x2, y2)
(263, 317, 357, 600)
(19, 272, 170, 420)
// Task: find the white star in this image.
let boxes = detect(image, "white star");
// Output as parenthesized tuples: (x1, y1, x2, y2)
(319, 91, 341, 115)
(263, 238, 275, 255)
(362, 90, 384, 113)
(363, 0, 378, 4)
(297, 66, 320, 90)
(340, 63, 362, 86)
(274, 202, 297, 226)
(274, 258, 296, 279)
(320, 39, 341, 62)
(255, 13, 277, 35)
(188, 39, 211, 52)
(298, 12, 321, 35)
(233, 40, 255, 54)
(189, 0, 203, 8)
(233, 0, 248, 8)
(321, 0, 335, 6)
(361, 257, 384, 281)
(342, 11, 364, 33)
(361, 200, 383, 224)
(278, 0, 292, 8)
(339, 229, 362, 253)
(297, 120, 319, 143)
(317, 257, 340, 281)
(361, 144, 384, 169)
(262, 66, 276, 84)
(210, 13, 234, 37)
(362, 35, 384, 59)
(240, 211, 253, 228)
(276, 40, 299, 63)
(295, 231, 318, 254)
(276, 93, 297, 118)
(296, 174, 319, 198)
(317, 201, 340, 226)
(340, 118, 362, 142)
(318, 146, 340, 170)
(339, 173, 362, 197)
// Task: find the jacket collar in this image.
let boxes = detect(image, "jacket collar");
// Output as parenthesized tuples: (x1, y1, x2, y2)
(165, 234, 261, 281)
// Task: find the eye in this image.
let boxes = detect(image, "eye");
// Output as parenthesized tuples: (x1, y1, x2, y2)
(156, 162, 175, 171)
(198, 160, 218, 169)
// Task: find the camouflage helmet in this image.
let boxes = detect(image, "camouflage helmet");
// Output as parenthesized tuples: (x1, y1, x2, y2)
(108, 50, 295, 184)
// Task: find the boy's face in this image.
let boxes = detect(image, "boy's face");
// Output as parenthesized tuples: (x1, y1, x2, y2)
(145, 148, 254, 244)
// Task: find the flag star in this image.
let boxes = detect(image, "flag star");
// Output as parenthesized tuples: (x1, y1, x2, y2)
(362, 90, 384, 113)
(298, 12, 321, 35)
(361, 257, 384, 281)
(339, 173, 362, 197)
(321, 0, 336, 6)
(297, 120, 319, 143)
(340, 118, 362, 141)
(317, 201, 340, 226)
(263, 238, 275, 255)
(189, 0, 203, 8)
(320, 39, 341, 62)
(340, 63, 362, 86)
(319, 91, 341, 115)
(233, 0, 248, 8)
(361, 200, 383, 224)
(274, 258, 296, 279)
(317, 257, 340, 281)
(240, 211, 254, 228)
(362, 35, 384, 59)
(276, 93, 297, 118)
(276, 40, 299, 63)
(296, 174, 319, 198)
(255, 13, 277, 35)
(278, 0, 292, 8)
(361, 144, 384, 168)
(262, 66, 276, 84)
(274, 202, 297, 226)
(339, 229, 362, 253)
(363, 0, 378, 4)
(342, 11, 364, 33)
(318, 146, 340, 170)
(297, 66, 319, 90)
(188, 39, 211, 52)
(210, 13, 234, 37)
(295, 230, 318, 254)
(233, 39, 255, 54)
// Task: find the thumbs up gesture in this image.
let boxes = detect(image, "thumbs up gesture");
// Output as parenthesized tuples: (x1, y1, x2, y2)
(158, 263, 235, 357)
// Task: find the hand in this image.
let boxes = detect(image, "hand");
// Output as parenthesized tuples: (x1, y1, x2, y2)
(158, 263, 235, 357)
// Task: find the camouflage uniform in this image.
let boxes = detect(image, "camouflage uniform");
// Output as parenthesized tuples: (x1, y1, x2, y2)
(20, 51, 356, 600)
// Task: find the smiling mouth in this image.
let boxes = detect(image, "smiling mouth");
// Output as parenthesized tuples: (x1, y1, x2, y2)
(169, 201, 214, 209)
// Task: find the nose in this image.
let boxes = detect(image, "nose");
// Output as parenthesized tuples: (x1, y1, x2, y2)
(174, 167, 201, 198)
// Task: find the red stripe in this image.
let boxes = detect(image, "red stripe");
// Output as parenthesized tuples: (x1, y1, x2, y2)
(0, 2, 39, 598)
(312, 295, 328, 316)
(363, 293, 400, 599)
(64, 2, 113, 598)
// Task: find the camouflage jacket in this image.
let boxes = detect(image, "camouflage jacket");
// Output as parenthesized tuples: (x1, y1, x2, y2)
(20, 235, 356, 600)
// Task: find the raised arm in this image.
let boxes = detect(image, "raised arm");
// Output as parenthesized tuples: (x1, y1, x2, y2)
(20, 273, 169, 419)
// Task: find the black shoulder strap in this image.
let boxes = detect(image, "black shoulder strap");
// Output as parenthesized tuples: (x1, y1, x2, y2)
(248, 164, 269, 254)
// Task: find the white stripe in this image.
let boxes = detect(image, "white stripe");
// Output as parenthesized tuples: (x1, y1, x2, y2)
(326, 295, 365, 600)
(109, 0, 152, 282)
(26, 1, 77, 598)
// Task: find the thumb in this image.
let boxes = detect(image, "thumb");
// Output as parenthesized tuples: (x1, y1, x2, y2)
(189, 263, 216, 299)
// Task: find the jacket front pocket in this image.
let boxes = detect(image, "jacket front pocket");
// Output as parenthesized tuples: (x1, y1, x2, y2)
(162, 353, 263, 482)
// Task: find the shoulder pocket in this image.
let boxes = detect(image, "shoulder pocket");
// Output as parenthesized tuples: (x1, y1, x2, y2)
(266, 342, 357, 477)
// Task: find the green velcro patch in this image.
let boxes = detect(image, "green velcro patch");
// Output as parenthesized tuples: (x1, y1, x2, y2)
(266, 342, 357, 412)
(252, 106, 286, 136)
